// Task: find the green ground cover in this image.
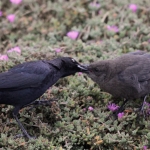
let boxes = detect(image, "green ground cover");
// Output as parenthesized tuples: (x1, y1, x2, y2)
(0, 0, 150, 149)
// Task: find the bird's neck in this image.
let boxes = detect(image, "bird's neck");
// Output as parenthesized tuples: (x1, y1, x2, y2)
(103, 61, 114, 81)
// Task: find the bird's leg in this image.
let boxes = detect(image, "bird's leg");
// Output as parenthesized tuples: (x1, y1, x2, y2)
(138, 95, 147, 117)
(116, 99, 128, 114)
(107, 99, 129, 120)
(13, 107, 34, 139)
(113, 99, 128, 119)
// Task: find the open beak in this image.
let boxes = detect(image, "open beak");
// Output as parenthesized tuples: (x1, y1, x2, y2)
(77, 64, 89, 73)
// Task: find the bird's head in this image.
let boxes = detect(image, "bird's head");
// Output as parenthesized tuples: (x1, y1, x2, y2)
(87, 60, 109, 82)
(61, 57, 88, 75)
(50, 57, 88, 76)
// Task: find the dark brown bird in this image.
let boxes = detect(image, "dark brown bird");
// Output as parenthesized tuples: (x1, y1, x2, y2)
(86, 51, 150, 115)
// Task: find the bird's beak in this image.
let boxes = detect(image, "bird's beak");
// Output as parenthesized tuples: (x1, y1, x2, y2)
(77, 64, 89, 73)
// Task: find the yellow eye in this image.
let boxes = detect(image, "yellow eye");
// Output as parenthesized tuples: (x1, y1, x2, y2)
(71, 58, 76, 62)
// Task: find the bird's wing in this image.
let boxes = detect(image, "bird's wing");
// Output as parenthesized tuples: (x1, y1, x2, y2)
(118, 56, 150, 92)
(0, 61, 51, 90)
(127, 50, 146, 55)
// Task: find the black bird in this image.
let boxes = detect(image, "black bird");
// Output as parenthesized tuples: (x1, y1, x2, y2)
(86, 51, 150, 115)
(0, 57, 88, 139)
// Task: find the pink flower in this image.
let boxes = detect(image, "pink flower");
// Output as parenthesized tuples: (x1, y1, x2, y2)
(10, 0, 22, 5)
(89, 2, 100, 8)
(55, 48, 61, 53)
(144, 101, 150, 106)
(88, 106, 94, 111)
(148, 39, 150, 43)
(107, 103, 119, 112)
(78, 72, 83, 76)
(143, 146, 148, 150)
(7, 46, 21, 54)
(0, 55, 9, 61)
(129, 4, 138, 12)
(107, 25, 119, 33)
(0, 11, 2, 17)
(83, 108, 86, 111)
(118, 112, 124, 119)
(67, 31, 79, 40)
(7, 14, 15, 23)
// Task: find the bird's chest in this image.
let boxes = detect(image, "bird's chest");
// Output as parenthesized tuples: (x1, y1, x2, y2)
(99, 78, 139, 99)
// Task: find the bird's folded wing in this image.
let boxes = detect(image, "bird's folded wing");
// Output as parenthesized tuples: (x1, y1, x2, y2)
(0, 71, 47, 90)
(127, 50, 146, 55)
(118, 60, 150, 92)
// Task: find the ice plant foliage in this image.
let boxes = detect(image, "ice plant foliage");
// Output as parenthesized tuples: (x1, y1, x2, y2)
(88, 106, 94, 111)
(7, 46, 21, 54)
(67, 31, 79, 40)
(107, 25, 119, 33)
(129, 4, 138, 12)
(7, 14, 15, 22)
(0, 55, 9, 61)
(10, 0, 22, 5)
(118, 112, 124, 119)
(107, 103, 119, 112)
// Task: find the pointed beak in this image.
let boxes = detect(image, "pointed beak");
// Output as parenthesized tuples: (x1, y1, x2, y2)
(77, 64, 89, 73)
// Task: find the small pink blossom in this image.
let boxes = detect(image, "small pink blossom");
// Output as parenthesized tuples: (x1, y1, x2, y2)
(67, 31, 79, 40)
(55, 48, 61, 53)
(143, 146, 148, 150)
(78, 72, 83, 76)
(144, 101, 150, 107)
(7, 46, 21, 54)
(107, 103, 119, 112)
(89, 2, 100, 8)
(0, 55, 9, 61)
(0, 11, 2, 17)
(10, 0, 22, 5)
(107, 25, 119, 33)
(148, 39, 150, 43)
(7, 14, 15, 23)
(88, 106, 94, 111)
(129, 4, 138, 12)
(118, 112, 124, 119)
(83, 108, 86, 111)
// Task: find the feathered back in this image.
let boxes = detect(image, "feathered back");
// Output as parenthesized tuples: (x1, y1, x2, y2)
(47, 57, 64, 70)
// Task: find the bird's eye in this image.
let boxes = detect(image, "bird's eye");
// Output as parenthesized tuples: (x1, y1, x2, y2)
(94, 68, 99, 72)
